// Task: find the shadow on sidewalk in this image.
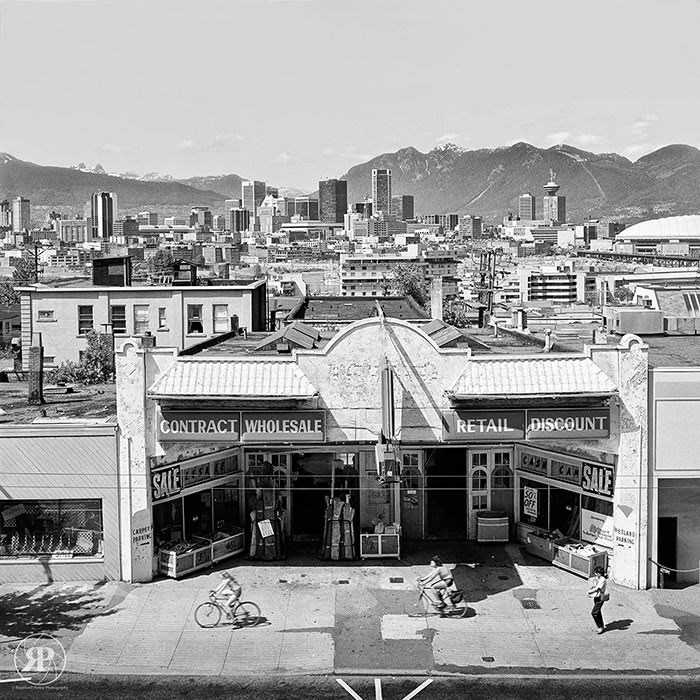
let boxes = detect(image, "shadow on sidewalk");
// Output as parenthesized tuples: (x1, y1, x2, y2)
(0, 583, 117, 640)
(604, 618, 633, 632)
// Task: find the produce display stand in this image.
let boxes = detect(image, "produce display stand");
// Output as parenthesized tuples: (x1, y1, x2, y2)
(524, 529, 557, 562)
(159, 528, 245, 579)
(552, 538, 608, 578)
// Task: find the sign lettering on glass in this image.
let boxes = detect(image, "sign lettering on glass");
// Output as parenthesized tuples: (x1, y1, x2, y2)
(549, 459, 581, 485)
(519, 451, 548, 475)
(151, 466, 181, 502)
(581, 463, 615, 497)
(523, 486, 538, 518)
(181, 462, 211, 489)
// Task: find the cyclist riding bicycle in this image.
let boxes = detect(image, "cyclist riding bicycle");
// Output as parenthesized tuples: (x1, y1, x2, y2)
(418, 555, 456, 614)
(213, 571, 241, 616)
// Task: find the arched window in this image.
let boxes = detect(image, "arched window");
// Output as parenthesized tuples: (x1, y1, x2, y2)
(471, 468, 488, 491)
(492, 466, 513, 489)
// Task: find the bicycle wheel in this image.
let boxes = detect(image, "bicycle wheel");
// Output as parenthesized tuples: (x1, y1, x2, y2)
(233, 601, 260, 627)
(194, 601, 222, 628)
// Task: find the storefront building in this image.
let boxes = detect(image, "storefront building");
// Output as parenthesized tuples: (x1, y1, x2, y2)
(0, 421, 120, 583)
(115, 319, 650, 588)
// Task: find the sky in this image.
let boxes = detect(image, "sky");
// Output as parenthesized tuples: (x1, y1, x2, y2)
(0, 0, 699, 191)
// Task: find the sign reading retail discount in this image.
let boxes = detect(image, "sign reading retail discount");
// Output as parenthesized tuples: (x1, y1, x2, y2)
(523, 486, 538, 518)
(526, 409, 610, 439)
(442, 410, 526, 441)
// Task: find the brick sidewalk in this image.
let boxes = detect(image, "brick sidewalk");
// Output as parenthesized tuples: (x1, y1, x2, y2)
(2, 548, 700, 677)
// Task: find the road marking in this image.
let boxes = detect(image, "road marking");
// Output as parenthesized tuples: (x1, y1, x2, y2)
(336, 678, 434, 700)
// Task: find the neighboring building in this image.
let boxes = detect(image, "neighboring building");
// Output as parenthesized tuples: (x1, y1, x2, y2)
(113, 217, 140, 239)
(519, 263, 593, 304)
(90, 192, 117, 239)
(137, 212, 159, 226)
(12, 197, 30, 233)
(391, 195, 415, 222)
(419, 214, 458, 231)
(190, 207, 213, 230)
(319, 179, 348, 224)
(55, 217, 90, 243)
(163, 216, 189, 227)
(212, 214, 226, 231)
(293, 196, 319, 220)
(0, 199, 11, 230)
(458, 215, 483, 239)
(371, 169, 392, 215)
(542, 173, 566, 225)
(518, 193, 536, 221)
(229, 207, 251, 233)
(0, 305, 21, 344)
(18, 278, 267, 370)
(242, 180, 266, 217)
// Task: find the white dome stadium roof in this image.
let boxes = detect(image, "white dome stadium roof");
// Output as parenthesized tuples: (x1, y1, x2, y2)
(616, 215, 700, 241)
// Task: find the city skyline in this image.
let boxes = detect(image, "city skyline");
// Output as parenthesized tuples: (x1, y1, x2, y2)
(0, 0, 699, 192)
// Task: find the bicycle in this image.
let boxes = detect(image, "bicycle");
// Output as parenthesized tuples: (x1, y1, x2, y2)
(194, 591, 261, 628)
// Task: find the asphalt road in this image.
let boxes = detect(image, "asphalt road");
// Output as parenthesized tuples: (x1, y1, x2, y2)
(3, 674, 700, 699)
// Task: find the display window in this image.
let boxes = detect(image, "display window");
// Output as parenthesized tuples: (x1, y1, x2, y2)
(550, 486, 581, 538)
(0, 499, 103, 558)
(153, 498, 183, 549)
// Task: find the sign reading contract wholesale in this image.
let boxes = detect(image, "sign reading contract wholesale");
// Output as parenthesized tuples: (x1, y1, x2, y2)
(158, 409, 326, 443)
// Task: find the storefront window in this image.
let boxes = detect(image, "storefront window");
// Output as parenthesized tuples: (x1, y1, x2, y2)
(520, 478, 549, 529)
(184, 491, 212, 539)
(213, 488, 240, 534)
(0, 500, 103, 558)
(550, 486, 581, 538)
(153, 499, 183, 548)
(471, 468, 488, 491)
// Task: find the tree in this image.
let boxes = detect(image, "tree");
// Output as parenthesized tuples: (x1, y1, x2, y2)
(12, 256, 37, 284)
(47, 331, 114, 385)
(149, 249, 174, 274)
(390, 263, 428, 308)
(442, 299, 472, 328)
(0, 282, 20, 306)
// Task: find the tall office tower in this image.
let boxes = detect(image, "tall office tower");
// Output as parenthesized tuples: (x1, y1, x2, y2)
(229, 207, 250, 233)
(458, 215, 483, 239)
(0, 200, 11, 230)
(225, 198, 242, 212)
(518, 193, 536, 220)
(212, 215, 226, 231)
(319, 179, 348, 223)
(11, 197, 31, 233)
(90, 192, 117, 239)
(137, 211, 158, 226)
(371, 168, 392, 215)
(391, 195, 414, 221)
(542, 170, 566, 224)
(242, 180, 267, 216)
(294, 196, 319, 220)
(190, 206, 213, 230)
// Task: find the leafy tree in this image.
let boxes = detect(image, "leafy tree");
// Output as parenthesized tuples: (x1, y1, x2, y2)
(390, 263, 428, 308)
(442, 299, 472, 328)
(12, 256, 37, 284)
(149, 249, 174, 274)
(0, 282, 20, 306)
(47, 331, 114, 385)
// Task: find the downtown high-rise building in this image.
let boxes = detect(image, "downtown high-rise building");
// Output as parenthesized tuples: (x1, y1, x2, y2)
(90, 192, 117, 239)
(294, 196, 319, 220)
(229, 207, 250, 233)
(391, 194, 414, 221)
(190, 206, 213, 230)
(319, 179, 348, 223)
(542, 172, 566, 224)
(371, 168, 392, 215)
(11, 197, 31, 233)
(242, 180, 267, 217)
(0, 200, 12, 230)
(518, 193, 536, 220)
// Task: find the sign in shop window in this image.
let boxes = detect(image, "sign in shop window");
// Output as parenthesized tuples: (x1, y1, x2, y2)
(152, 466, 181, 502)
(522, 486, 538, 518)
(581, 463, 615, 498)
(549, 459, 581, 485)
(181, 463, 211, 489)
(519, 451, 548, 476)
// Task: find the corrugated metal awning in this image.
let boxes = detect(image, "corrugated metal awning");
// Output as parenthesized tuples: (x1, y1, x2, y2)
(148, 359, 318, 399)
(449, 357, 617, 399)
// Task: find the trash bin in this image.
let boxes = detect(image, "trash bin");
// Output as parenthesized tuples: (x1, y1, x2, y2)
(476, 511, 509, 543)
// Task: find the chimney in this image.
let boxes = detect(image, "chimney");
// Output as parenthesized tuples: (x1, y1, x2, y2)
(543, 328, 553, 352)
(430, 277, 443, 321)
(517, 308, 528, 331)
(28, 332, 44, 405)
(140, 331, 156, 349)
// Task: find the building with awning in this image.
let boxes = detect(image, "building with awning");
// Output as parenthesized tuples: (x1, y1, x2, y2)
(114, 317, 649, 589)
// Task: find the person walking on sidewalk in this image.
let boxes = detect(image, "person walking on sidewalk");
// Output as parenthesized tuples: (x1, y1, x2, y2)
(587, 566, 609, 634)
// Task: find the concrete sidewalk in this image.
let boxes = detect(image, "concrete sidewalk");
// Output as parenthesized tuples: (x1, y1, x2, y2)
(2, 546, 700, 677)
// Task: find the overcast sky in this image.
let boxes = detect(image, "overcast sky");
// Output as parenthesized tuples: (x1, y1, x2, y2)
(0, 0, 698, 190)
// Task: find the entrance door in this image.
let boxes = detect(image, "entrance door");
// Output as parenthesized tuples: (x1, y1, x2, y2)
(400, 451, 424, 539)
(425, 449, 467, 538)
(657, 517, 677, 584)
(246, 452, 292, 535)
(467, 448, 515, 539)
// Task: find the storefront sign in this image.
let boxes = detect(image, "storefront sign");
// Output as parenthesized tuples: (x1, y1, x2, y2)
(181, 462, 211, 489)
(158, 410, 240, 442)
(523, 486, 538, 518)
(581, 508, 614, 547)
(581, 463, 615, 498)
(549, 459, 581, 485)
(519, 451, 549, 476)
(240, 411, 325, 443)
(526, 409, 610, 439)
(151, 466, 181, 502)
(442, 410, 526, 441)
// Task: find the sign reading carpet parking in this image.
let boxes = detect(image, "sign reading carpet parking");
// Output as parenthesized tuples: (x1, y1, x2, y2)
(158, 410, 326, 443)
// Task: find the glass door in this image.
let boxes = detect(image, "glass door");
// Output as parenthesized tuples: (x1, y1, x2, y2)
(245, 452, 291, 535)
(400, 451, 424, 539)
(467, 448, 515, 539)
(468, 451, 490, 539)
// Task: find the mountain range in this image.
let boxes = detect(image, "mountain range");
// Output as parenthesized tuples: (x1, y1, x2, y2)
(2, 142, 700, 222)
